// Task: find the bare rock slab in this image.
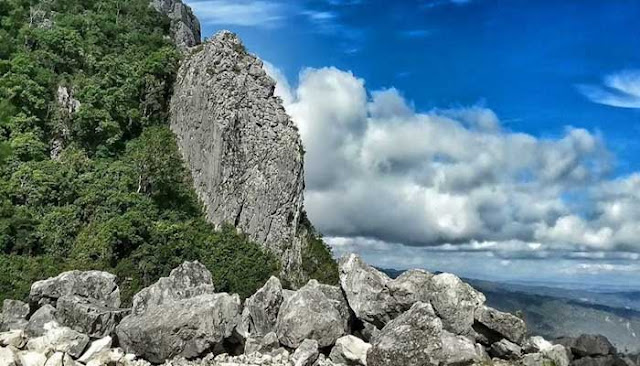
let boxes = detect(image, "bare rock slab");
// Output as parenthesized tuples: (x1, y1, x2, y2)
(116, 293, 241, 363)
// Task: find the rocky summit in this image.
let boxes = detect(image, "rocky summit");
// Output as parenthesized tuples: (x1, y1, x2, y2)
(170, 30, 307, 283)
(0, 254, 634, 366)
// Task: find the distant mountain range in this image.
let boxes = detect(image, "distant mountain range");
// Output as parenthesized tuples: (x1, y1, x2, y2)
(379, 268, 640, 353)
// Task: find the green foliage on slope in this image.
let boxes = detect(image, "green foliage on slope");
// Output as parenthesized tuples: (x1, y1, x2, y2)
(0, 0, 279, 303)
(299, 212, 339, 286)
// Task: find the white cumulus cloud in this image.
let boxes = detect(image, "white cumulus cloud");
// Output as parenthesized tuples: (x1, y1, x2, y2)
(264, 64, 640, 260)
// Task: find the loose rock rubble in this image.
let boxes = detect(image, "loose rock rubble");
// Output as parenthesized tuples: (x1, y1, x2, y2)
(0, 255, 634, 366)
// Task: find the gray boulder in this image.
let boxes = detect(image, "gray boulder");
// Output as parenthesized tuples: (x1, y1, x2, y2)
(490, 339, 523, 360)
(329, 335, 371, 366)
(0, 347, 19, 366)
(244, 332, 279, 355)
(276, 280, 349, 348)
(131, 261, 215, 315)
(428, 273, 485, 336)
(29, 270, 120, 308)
(1, 300, 29, 331)
(556, 334, 616, 358)
(56, 296, 129, 338)
(387, 269, 434, 309)
(291, 339, 319, 366)
(78, 336, 112, 364)
(474, 305, 526, 344)
(523, 336, 554, 354)
(541, 345, 571, 366)
(238, 277, 283, 338)
(116, 293, 241, 363)
(355, 322, 380, 343)
(150, 0, 201, 50)
(340, 253, 485, 337)
(338, 254, 402, 328)
(572, 356, 628, 366)
(0, 330, 27, 349)
(170, 30, 306, 282)
(25, 305, 57, 337)
(367, 302, 444, 366)
(16, 350, 46, 366)
(441, 330, 482, 366)
(26, 322, 89, 359)
(440, 331, 480, 366)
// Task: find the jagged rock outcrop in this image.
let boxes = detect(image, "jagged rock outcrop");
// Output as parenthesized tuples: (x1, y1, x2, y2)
(150, 0, 201, 50)
(238, 277, 283, 338)
(170, 31, 306, 283)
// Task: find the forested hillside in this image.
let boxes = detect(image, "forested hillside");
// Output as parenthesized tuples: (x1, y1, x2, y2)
(0, 0, 283, 302)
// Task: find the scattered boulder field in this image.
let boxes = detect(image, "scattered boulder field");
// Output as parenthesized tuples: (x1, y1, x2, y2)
(0, 254, 634, 366)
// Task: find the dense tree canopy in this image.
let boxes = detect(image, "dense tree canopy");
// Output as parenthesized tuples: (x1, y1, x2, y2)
(0, 0, 285, 302)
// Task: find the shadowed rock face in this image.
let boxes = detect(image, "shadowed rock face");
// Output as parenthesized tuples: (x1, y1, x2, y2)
(170, 31, 306, 282)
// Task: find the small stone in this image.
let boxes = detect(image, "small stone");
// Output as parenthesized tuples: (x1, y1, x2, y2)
(291, 339, 319, 366)
(78, 336, 112, 363)
(0, 330, 27, 349)
(329, 335, 371, 366)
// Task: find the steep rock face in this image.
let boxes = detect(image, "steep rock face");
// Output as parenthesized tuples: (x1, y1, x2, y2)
(170, 31, 306, 282)
(150, 0, 201, 50)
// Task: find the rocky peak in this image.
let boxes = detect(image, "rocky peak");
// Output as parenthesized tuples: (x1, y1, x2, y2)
(169, 30, 306, 282)
(150, 0, 201, 50)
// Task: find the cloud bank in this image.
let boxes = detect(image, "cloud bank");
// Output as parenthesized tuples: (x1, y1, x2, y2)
(262, 65, 640, 264)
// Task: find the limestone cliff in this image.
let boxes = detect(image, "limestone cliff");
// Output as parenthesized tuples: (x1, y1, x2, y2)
(150, 0, 201, 50)
(170, 31, 307, 283)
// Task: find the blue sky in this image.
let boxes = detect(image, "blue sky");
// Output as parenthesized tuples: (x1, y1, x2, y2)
(185, 0, 640, 288)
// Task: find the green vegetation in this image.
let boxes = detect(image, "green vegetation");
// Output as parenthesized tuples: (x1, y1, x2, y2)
(300, 212, 339, 286)
(0, 0, 280, 303)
